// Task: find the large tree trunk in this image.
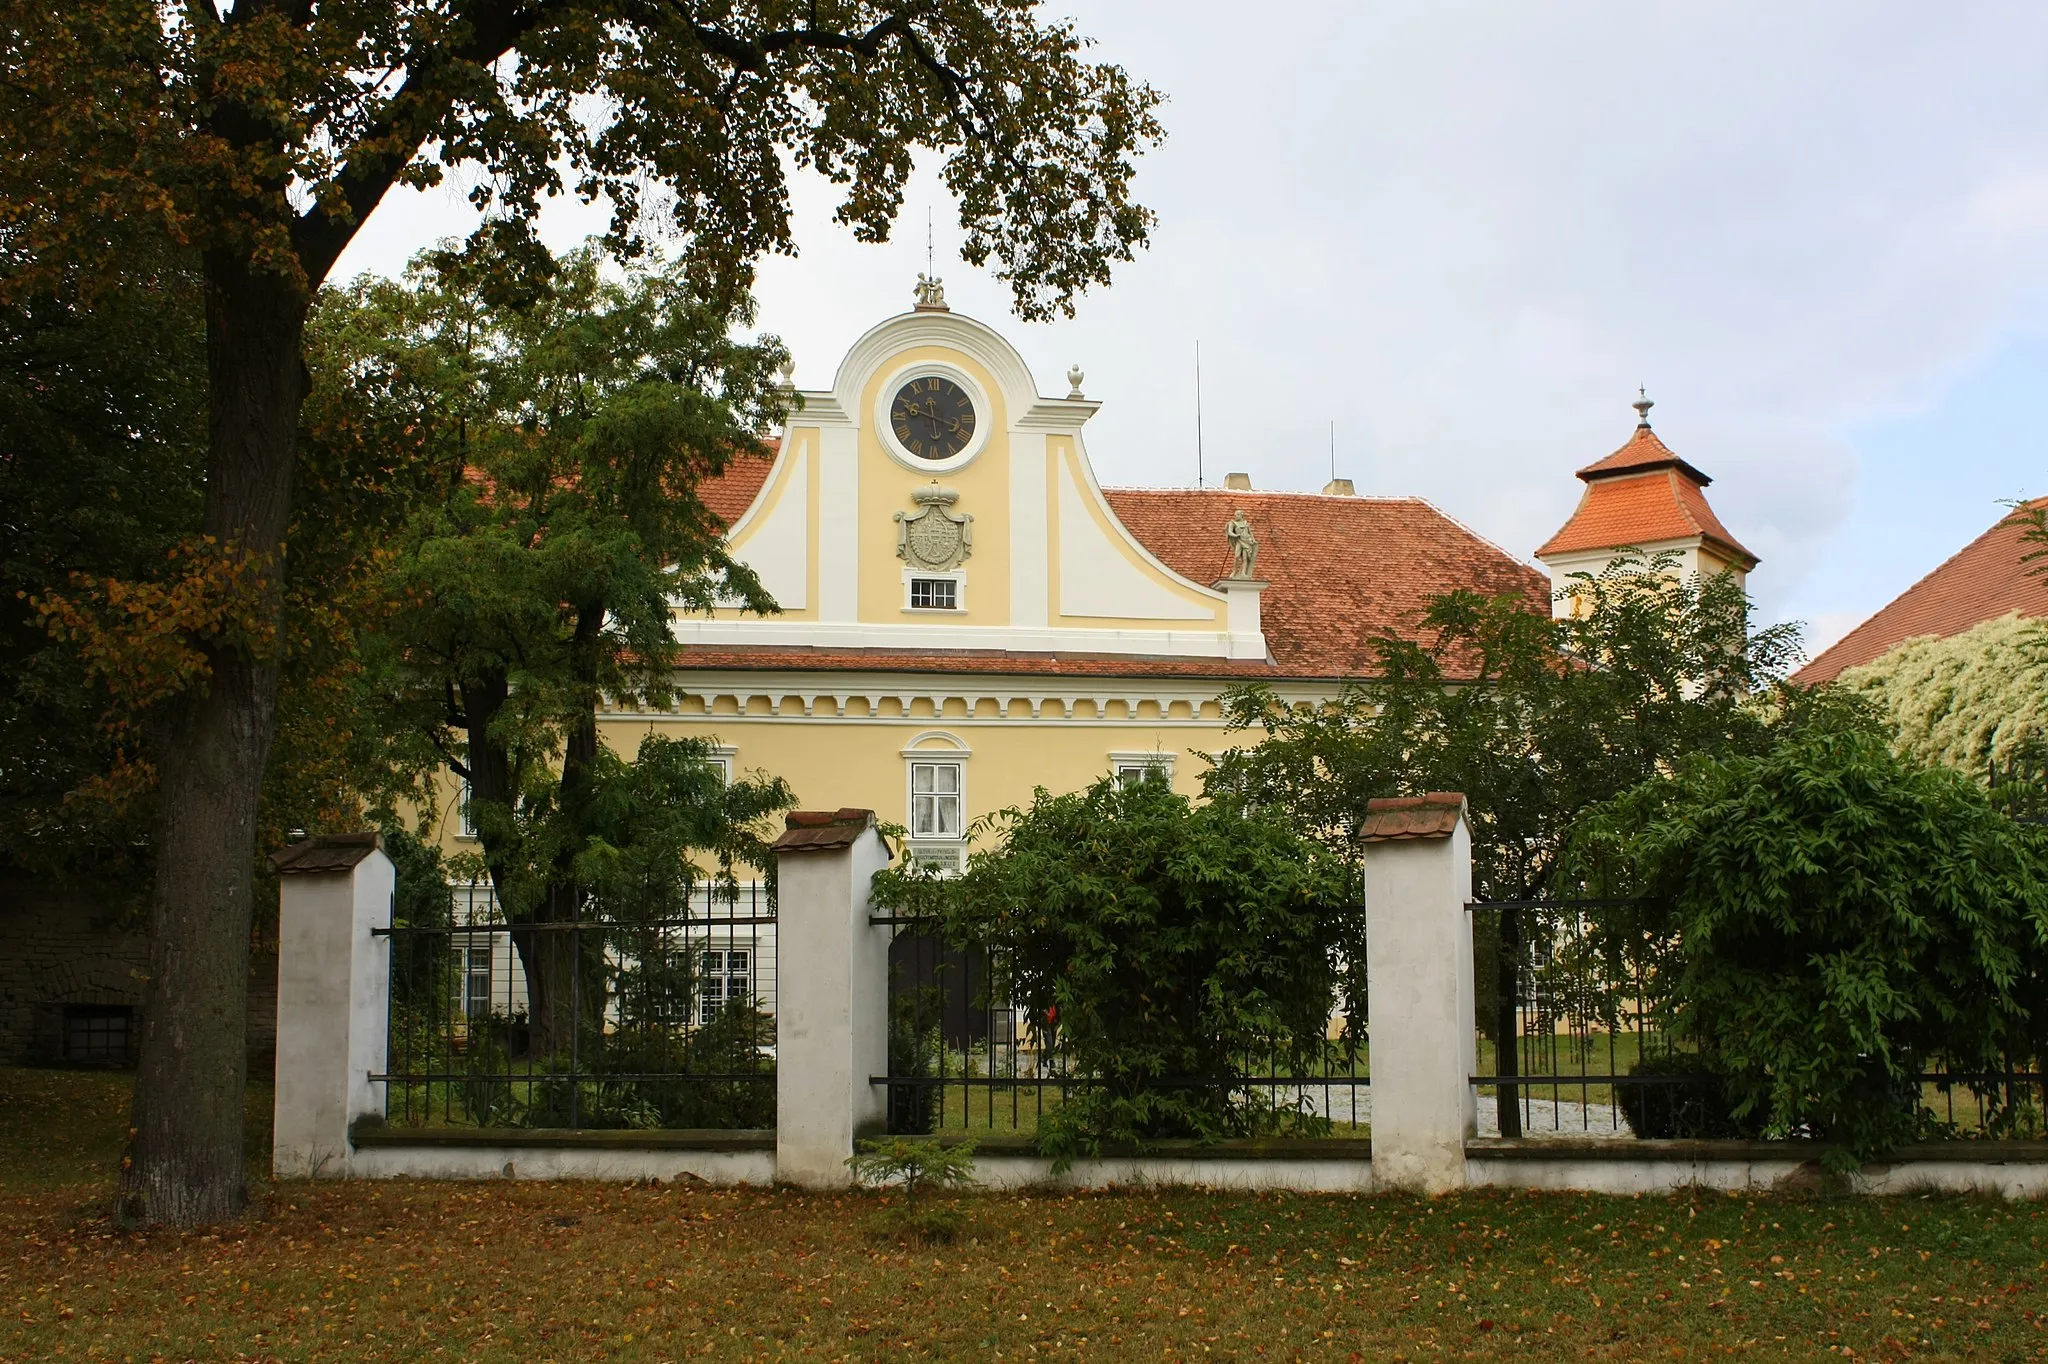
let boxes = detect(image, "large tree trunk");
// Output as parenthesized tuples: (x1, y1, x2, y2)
(123, 253, 307, 1225)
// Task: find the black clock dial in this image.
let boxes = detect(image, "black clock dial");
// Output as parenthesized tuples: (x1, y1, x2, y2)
(889, 376, 976, 461)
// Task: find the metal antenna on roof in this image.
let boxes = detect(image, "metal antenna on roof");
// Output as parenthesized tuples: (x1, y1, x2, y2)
(1329, 420, 1336, 483)
(926, 206, 934, 277)
(1195, 340, 1205, 489)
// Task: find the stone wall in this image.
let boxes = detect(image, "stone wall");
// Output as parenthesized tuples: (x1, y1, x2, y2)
(0, 872, 278, 1071)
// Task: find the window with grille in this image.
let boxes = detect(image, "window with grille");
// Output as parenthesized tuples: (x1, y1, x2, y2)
(62, 1005, 133, 1066)
(699, 949, 752, 1023)
(458, 782, 478, 838)
(908, 577, 958, 610)
(909, 761, 963, 839)
(463, 945, 492, 1018)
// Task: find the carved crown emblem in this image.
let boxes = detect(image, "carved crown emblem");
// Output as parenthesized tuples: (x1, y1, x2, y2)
(895, 480, 973, 572)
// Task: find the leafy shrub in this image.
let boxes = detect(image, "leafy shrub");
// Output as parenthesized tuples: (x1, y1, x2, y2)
(848, 1137, 976, 1242)
(1572, 697, 2048, 1166)
(1617, 1052, 1757, 1140)
(874, 776, 1360, 1168)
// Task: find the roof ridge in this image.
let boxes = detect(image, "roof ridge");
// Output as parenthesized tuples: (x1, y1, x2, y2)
(1099, 484, 1426, 503)
(1799, 502, 2048, 680)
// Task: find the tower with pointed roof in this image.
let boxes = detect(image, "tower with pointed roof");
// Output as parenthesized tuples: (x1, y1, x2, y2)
(1534, 393, 1757, 617)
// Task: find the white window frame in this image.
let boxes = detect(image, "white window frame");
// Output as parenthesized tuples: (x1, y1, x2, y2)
(699, 947, 752, 1023)
(705, 744, 735, 786)
(902, 735, 971, 871)
(1109, 750, 1176, 788)
(462, 944, 493, 1018)
(457, 781, 479, 839)
(901, 567, 967, 613)
(907, 759, 966, 840)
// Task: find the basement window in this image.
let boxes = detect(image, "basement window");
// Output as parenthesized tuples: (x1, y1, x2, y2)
(908, 577, 959, 610)
(62, 1005, 134, 1067)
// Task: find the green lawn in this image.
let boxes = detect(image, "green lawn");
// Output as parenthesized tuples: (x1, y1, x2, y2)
(3, 1066, 2046, 1361)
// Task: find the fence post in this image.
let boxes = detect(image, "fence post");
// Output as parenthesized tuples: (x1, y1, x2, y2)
(270, 833, 394, 1179)
(773, 809, 894, 1188)
(1363, 793, 1476, 1194)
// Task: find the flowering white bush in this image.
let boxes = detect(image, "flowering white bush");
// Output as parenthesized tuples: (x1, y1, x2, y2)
(1837, 612, 2048, 773)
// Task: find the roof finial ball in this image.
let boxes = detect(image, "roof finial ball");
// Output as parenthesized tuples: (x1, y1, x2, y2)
(1633, 386, 1655, 429)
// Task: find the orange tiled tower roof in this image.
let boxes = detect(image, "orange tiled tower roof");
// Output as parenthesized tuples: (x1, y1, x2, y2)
(1536, 395, 1757, 569)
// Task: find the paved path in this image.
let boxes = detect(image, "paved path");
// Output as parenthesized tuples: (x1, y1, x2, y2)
(1267, 1085, 1634, 1141)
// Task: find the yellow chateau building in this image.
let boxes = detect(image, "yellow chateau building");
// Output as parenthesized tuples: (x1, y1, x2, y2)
(558, 281, 1549, 868)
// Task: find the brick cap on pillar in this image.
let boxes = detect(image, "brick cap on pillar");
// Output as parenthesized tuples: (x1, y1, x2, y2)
(1358, 793, 1467, 842)
(771, 808, 888, 854)
(269, 830, 383, 874)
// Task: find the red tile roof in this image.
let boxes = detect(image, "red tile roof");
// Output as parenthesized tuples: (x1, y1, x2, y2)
(1796, 500, 2048, 684)
(672, 644, 1282, 681)
(1359, 793, 1467, 841)
(699, 441, 779, 527)
(1538, 420, 1756, 568)
(676, 487, 1548, 683)
(770, 808, 881, 853)
(1575, 423, 1713, 486)
(269, 832, 382, 875)
(1103, 488, 1549, 679)
(1536, 468, 1757, 567)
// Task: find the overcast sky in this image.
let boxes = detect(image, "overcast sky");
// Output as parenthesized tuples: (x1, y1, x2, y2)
(337, 1, 2048, 657)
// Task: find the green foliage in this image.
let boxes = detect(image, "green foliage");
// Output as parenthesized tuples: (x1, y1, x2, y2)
(326, 241, 798, 1050)
(1569, 697, 2048, 1165)
(1207, 553, 1800, 902)
(1616, 1052, 1757, 1141)
(875, 776, 1360, 1167)
(381, 824, 455, 1020)
(1835, 612, 2048, 775)
(847, 1136, 978, 1211)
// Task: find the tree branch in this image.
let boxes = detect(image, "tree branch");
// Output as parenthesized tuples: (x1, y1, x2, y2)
(290, 0, 568, 286)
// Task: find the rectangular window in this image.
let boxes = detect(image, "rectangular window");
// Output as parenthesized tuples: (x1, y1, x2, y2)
(908, 577, 958, 610)
(1114, 755, 1174, 788)
(458, 782, 478, 839)
(463, 945, 493, 1019)
(699, 949, 752, 1023)
(62, 1005, 133, 1066)
(910, 761, 963, 839)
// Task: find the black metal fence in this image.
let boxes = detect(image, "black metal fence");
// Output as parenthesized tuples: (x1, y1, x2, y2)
(1469, 898, 2046, 1141)
(374, 880, 776, 1130)
(873, 916, 1369, 1142)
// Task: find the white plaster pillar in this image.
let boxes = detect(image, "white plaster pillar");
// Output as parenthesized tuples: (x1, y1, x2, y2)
(270, 833, 394, 1179)
(1363, 794, 1476, 1194)
(772, 809, 894, 1188)
(1211, 577, 1270, 660)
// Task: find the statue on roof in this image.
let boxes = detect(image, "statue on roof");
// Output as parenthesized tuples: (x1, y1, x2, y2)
(1225, 509, 1259, 580)
(913, 273, 948, 310)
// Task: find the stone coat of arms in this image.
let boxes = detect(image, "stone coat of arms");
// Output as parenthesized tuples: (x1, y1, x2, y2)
(895, 481, 974, 571)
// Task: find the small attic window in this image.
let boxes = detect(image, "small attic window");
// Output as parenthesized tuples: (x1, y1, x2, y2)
(908, 577, 958, 611)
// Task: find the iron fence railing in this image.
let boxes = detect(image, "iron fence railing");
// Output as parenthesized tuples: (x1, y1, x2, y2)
(871, 916, 1369, 1142)
(372, 880, 776, 1130)
(1469, 899, 2046, 1141)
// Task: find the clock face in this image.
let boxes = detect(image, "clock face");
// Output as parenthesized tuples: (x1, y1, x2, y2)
(889, 376, 976, 461)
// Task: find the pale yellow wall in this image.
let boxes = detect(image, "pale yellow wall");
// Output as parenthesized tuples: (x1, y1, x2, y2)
(856, 345, 1012, 625)
(597, 708, 1257, 849)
